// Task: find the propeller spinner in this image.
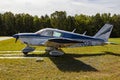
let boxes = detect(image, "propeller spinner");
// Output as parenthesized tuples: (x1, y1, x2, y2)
(13, 34, 19, 43)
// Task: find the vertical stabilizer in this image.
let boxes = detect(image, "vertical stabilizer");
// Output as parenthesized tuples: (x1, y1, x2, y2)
(93, 24, 113, 42)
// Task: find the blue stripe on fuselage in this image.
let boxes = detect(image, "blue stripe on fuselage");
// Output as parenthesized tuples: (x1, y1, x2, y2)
(60, 32, 104, 42)
(14, 31, 104, 42)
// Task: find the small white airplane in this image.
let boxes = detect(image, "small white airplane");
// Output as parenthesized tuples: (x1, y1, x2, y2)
(13, 24, 113, 56)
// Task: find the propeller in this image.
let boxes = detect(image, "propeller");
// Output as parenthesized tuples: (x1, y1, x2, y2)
(13, 34, 19, 43)
(15, 36, 19, 43)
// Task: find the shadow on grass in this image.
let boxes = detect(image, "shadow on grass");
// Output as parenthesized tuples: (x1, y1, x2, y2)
(25, 53, 98, 72)
(26, 51, 120, 57)
(49, 55, 98, 72)
(25, 52, 50, 57)
(104, 51, 120, 56)
(65, 52, 120, 58)
(25, 51, 120, 72)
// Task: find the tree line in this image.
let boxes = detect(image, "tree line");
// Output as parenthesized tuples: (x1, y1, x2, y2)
(0, 11, 120, 37)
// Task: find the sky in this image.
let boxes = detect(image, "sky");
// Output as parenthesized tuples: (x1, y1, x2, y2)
(0, 0, 120, 16)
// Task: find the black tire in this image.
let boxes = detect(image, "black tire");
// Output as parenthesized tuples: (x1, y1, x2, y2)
(23, 52, 28, 55)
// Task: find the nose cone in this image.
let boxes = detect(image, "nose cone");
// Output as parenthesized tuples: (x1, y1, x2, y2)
(13, 34, 19, 38)
(13, 34, 19, 43)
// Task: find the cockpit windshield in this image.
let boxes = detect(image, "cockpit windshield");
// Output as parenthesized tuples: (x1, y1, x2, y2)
(35, 29, 44, 34)
(36, 28, 62, 37)
(36, 29, 53, 36)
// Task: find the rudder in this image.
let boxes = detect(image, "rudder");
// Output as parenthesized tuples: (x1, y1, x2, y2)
(93, 24, 113, 42)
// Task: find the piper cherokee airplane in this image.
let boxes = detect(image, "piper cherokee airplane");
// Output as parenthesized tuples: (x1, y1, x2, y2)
(13, 24, 113, 56)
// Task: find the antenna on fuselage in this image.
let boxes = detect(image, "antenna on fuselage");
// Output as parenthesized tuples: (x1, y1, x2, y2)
(82, 31, 87, 35)
(72, 28, 76, 33)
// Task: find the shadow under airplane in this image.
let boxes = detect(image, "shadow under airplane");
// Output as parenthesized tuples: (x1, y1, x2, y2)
(26, 51, 120, 57)
(25, 51, 120, 72)
(49, 55, 97, 72)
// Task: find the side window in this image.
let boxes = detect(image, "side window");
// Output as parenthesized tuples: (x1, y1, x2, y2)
(41, 30, 53, 36)
(53, 31, 61, 37)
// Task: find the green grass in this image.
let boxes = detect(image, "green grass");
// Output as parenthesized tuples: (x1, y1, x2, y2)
(0, 38, 45, 52)
(0, 38, 25, 51)
(0, 38, 120, 80)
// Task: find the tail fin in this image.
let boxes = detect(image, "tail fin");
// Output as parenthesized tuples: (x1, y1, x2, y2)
(93, 24, 113, 42)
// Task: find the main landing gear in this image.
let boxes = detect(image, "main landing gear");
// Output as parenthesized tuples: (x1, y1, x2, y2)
(45, 47, 64, 56)
(22, 46, 64, 56)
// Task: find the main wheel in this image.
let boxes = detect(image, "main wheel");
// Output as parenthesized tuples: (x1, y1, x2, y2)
(23, 52, 28, 55)
(49, 50, 64, 56)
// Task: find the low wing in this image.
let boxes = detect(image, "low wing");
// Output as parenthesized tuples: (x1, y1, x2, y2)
(44, 38, 83, 48)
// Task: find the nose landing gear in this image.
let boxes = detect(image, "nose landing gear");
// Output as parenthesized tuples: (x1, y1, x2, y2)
(22, 46, 35, 55)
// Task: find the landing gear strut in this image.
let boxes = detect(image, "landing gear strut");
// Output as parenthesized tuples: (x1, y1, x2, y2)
(45, 47, 64, 56)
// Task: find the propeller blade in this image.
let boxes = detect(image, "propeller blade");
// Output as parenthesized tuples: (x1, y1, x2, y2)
(13, 34, 19, 43)
(15, 36, 19, 43)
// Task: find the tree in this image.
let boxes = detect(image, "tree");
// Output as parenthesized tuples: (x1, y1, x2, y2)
(15, 14, 24, 33)
(33, 15, 41, 31)
(2, 12, 15, 35)
(110, 14, 120, 37)
(91, 13, 104, 35)
(67, 16, 76, 31)
(40, 15, 52, 29)
(22, 14, 34, 32)
(0, 11, 120, 37)
(75, 14, 90, 34)
(50, 11, 68, 30)
(0, 13, 3, 35)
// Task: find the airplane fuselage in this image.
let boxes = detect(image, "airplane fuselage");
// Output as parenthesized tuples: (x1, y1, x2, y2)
(14, 28, 104, 47)
(13, 24, 113, 56)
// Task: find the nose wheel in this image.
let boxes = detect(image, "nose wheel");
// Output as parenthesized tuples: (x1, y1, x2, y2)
(22, 46, 35, 55)
(23, 52, 28, 55)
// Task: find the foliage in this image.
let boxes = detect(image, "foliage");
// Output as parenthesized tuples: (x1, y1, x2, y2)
(0, 11, 120, 37)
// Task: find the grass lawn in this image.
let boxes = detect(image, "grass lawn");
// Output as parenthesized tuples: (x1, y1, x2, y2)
(0, 38, 45, 52)
(0, 38, 120, 80)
